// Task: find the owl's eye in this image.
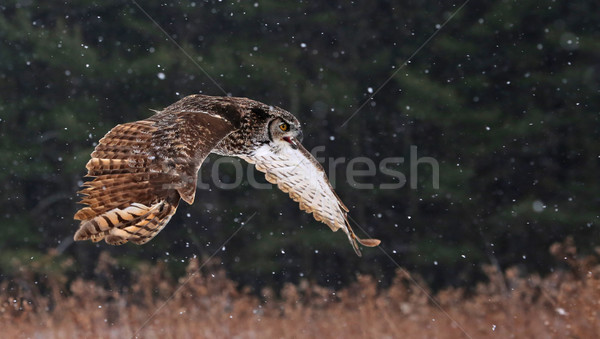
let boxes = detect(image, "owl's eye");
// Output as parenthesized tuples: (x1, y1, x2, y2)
(279, 122, 289, 132)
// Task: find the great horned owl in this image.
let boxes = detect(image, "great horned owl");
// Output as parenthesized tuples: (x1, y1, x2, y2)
(74, 94, 380, 256)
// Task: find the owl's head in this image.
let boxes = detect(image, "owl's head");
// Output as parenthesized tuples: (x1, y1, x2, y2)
(267, 109, 303, 150)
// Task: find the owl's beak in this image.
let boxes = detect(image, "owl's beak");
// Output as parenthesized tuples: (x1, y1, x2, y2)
(296, 130, 304, 143)
(282, 136, 299, 150)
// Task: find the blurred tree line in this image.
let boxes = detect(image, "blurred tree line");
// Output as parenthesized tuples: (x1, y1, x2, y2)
(0, 0, 598, 291)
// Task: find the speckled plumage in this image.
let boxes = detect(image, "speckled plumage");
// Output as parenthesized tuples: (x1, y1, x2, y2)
(74, 94, 380, 255)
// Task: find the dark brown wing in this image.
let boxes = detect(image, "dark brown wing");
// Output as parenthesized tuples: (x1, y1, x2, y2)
(74, 110, 238, 245)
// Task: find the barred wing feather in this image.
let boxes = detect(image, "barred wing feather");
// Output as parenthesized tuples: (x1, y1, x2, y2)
(242, 143, 380, 256)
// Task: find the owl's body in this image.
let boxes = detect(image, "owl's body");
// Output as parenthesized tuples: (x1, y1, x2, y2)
(74, 95, 379, 255)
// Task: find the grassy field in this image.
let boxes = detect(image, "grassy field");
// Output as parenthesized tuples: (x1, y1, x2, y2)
(2, 237, 598, 338)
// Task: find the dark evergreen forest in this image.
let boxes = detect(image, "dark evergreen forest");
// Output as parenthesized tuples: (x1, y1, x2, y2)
(1, 0, 598, 292)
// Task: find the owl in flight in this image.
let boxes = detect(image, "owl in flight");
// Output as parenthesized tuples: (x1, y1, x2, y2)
(74, 95, 380, 256)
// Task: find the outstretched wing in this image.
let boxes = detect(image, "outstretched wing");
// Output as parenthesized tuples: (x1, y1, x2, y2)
(242, 143, 380, 256)
(74, 109, 238, 245)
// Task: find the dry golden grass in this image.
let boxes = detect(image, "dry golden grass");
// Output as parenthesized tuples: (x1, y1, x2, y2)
(2, 237, 599, 338)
